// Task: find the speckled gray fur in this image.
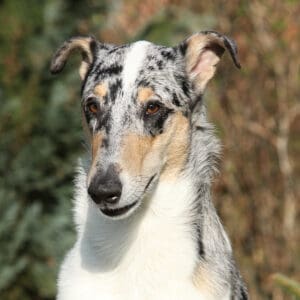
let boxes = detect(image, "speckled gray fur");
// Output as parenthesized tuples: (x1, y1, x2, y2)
(51, 31, 248, 299)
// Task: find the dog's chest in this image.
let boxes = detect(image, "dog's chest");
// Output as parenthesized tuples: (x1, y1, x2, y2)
(58, 182, 223, 300)
(58, 210, 209, 300)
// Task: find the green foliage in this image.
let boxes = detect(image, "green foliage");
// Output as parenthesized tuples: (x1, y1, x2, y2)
(273, 273, 300, 299)
(0, 0, 299, 299)
(133, 6, 216, 46)
(0, 0, 109, 299)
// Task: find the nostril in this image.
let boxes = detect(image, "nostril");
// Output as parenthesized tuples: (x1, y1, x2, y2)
(105, 195, 119, 204)
(88, 186, 101, 204)
(88, 183, 122, 205)
(104, 189, 122, 204)
(88, 164, 122, 205)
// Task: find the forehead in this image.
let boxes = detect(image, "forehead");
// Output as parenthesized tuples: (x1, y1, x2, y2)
(82, 41, 186, 102)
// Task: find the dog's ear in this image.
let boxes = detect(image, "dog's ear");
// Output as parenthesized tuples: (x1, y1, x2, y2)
(178, 31, 241, 93)
(50, 36, 96, 80)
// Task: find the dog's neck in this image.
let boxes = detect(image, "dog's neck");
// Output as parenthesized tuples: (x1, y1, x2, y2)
(72, 158, 234, 300)
(74, 107, 232, 275)
(77, 174, 195, 267)
(75, 166, 230, 277)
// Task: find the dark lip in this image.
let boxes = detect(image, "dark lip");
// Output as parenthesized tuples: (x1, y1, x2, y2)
(100, 201, 138, 217)
(144, 174, 157, 193)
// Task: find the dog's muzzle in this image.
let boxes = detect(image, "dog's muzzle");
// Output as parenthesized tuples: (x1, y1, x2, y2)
(88, 164, 122, 206)
(88, 164, 139, 218)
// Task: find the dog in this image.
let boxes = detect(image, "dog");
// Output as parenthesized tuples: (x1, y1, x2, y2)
(51, 30, 248, 300)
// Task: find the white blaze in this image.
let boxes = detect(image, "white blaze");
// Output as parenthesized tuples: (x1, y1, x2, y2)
(122, 41, 150, 91)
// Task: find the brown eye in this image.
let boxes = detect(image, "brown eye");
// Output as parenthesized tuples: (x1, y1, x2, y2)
(146, 102, 160, 115)
(86, 101, 99, 114)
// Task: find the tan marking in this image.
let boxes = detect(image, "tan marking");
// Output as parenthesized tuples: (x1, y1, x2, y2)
(137, 87, 155, 103)
(192, 264, 220, 298)
(74, 38, 93, 80)
(74, 37, 94, 62)
(79, 61, 89, 80)
(81, 111, 92, 142)
(88, 132, 103, 183)
(121, 134, 154, 175)
(92, 132, 103, 161)
(94, 83, 108, 98)
(51, 36, 93, 80)
(160, 112, 189, 180)
(186, 34, 210, 73)
(186, 33, 222, 92)
(120, 112, 189, 180)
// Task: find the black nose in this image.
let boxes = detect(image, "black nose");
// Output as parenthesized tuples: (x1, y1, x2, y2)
(88, 164, 122, 205)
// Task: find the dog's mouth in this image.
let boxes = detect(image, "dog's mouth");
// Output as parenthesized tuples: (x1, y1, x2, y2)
(98, 174, 157, 218)
(100, 201, 138, 217)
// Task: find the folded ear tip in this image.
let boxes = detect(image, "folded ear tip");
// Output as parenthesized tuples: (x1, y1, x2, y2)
(50, 68, 59, 75)
(233, 53, 242, 69)
(221, 34, 241, 69)
(233, 57, 241, 69)
(50, 61, 65, 74)
(50, 36, 96, 76)
(50, 65, 58, 74)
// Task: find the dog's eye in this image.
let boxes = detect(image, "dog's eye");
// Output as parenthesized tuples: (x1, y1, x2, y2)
(86, 98, 100, 114)
(145, 102, 161, 115)
(88, 103, 98, 114)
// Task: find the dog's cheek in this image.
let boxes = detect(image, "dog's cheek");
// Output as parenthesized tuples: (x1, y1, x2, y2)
(160, 112, 190, 180)
(144, 108, 174, 136)
(142, 138, 166, 176)
(87, 132, 104, 182)
(142, 113, 187, 178)
(120, 133, 154, 177)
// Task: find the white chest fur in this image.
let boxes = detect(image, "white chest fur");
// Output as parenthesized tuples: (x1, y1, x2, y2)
(57, 177, 226, 300)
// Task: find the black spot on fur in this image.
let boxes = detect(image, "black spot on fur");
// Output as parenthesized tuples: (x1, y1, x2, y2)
(172, 93, 181, 107)
(138, 79, 150, 87)
(175, 74, 190, 98)
(240, 287, 248, 300)
(109, 79, 122, 103)
(98, 110, 111, 132)
(95, 64, 123, 80)
(197, 232, 205, 257)
(157, 60, 164, 70)
(102, 138, 109, 148)
(178, 42, 188, 56)
(160, 49, 176, 61)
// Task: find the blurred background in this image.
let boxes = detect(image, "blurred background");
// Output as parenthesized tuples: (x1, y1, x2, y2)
(0, 0, 299, 299)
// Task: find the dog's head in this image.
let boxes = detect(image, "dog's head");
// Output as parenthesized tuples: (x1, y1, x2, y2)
(51, 31, 240, 219)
